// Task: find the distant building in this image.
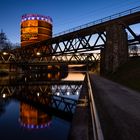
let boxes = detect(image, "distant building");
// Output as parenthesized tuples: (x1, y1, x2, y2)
(21, 14, 53, 47)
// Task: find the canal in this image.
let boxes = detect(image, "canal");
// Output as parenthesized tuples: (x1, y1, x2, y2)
(0, 71, 85, 140)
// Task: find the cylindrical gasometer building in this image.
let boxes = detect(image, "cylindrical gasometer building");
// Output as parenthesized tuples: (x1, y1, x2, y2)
(21, 14, 52, 47)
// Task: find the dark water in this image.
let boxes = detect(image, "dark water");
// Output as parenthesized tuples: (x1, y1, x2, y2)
(0, 100, 70, 140)
(0, 72, 84, 140)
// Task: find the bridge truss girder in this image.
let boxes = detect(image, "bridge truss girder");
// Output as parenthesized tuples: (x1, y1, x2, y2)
(0, 51, 100, 65)
(2, 10, 140, 65)
(50, 33, 106, 55)
(13, 32, 105, 61)
(125, 25, 140, 45)
(14, 23, 140, 62)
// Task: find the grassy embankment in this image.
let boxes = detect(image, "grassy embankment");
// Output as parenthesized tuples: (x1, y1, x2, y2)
(108, 57, 140, 92)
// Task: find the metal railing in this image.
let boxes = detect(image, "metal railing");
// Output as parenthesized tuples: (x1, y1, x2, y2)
(53, 6, 140, 37)
(86, 72, 104, 140)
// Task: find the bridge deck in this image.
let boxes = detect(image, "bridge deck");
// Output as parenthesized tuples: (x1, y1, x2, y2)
(53, 11, 140, 41)
(53, 6, 140, 38)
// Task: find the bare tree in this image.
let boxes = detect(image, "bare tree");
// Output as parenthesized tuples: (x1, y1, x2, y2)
(129, 45, 138, 56)
(0, 29, 12, 51)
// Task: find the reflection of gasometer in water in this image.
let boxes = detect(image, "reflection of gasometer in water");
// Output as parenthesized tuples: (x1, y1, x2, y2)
(19, 102, 52, 129)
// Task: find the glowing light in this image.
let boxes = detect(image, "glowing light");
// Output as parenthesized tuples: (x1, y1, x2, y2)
(57, 92, 60, 96)
(37, 92, 40, 97)
(21, 14, 53, 24)
(76, 91, 79, 95)
(36, 52, 41, 56)
(2, 94, 6, 98)
(3, 52, 8, 55)
(67, 92, 70, 96)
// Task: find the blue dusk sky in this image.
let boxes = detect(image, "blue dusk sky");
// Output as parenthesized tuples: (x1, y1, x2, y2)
(0, 0, 140, 44)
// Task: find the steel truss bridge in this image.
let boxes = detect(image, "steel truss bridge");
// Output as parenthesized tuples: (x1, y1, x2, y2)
(0, 51, 100, 65)
(1, 6, 140, 71)
(15, 7, 140, 54)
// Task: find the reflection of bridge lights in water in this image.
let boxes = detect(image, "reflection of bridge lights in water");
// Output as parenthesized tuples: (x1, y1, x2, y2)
(67, 92, 70, 96)
(24, 77, 27, 82)
(51, 85, 82, 97)
(0, 87, 13, 98)
(19, 102, 52, 129)
(23, 67, 68, 81)
(76, 91, 79, 95)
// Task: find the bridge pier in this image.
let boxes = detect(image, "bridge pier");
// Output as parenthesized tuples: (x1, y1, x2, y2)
(101, 23, 128, 75)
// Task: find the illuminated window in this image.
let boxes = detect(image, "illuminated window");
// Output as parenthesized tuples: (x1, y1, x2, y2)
(21, 27, 38, 34)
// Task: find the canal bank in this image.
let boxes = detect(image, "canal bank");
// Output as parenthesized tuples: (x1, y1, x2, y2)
(89, 74, 140, 140)
(68, 75, 93, 140)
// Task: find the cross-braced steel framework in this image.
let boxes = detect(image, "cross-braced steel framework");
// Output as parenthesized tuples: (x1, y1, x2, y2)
(11, 6, 140, 62)
(1, 7, 140, 65)
(14, 33, 105, 60)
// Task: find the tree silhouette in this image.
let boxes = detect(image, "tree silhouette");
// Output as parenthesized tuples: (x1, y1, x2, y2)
(0, 29, 12, 51)
(129, 45, 138, 56)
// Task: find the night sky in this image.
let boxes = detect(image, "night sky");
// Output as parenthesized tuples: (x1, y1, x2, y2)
(0, 0, 140, 43)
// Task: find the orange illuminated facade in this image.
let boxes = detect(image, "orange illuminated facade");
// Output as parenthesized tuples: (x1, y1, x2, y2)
(21, 14, 52, 47)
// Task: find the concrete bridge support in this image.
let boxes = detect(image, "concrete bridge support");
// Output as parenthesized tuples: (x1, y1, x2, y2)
(101, 23, 128, 75)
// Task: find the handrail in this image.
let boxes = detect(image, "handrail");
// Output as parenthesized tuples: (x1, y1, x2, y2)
(53, 6, 140, 37)
(86, 72, 104, 140)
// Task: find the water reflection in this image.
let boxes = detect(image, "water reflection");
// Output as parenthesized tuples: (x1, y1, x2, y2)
(0, 97, 10, 117)
(23, 64, 69, 81)
(19, 102, 52, 129)
(0, 71, 84, 140)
